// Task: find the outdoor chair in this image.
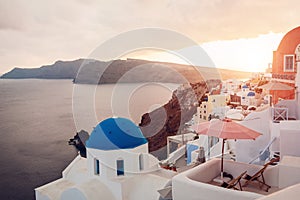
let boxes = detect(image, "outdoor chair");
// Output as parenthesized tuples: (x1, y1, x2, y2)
(221, 171, 247, 191)
(243, 157, 280, 192)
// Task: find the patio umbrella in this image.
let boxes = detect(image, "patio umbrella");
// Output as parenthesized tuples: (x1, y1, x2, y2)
(191, 118, 261, 178)
(258, 81, 294, 91)
(258, 81, 294, 105)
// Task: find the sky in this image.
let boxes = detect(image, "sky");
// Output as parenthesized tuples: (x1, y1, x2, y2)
(0, 0, 299, 74)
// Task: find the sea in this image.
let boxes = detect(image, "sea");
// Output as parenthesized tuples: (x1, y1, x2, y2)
(0, 79, 178, 200)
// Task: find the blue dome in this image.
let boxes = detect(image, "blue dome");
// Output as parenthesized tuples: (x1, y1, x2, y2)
(247, 92, 255, 97)
(242, 85, 249, 88)
(86, 117, 147, 150)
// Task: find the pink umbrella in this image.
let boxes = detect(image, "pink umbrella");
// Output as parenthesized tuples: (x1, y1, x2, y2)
(192, 118, 261, 177)
(258, 81, 294, 105)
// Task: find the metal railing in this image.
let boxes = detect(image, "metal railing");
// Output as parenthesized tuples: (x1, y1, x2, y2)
(249, 137, 277, 164)
(272, 107, 288, 122)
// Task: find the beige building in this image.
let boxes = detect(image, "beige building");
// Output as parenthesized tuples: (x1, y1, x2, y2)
(194, 94, 229, 123)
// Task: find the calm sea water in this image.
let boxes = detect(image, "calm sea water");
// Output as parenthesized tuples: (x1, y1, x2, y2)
(0, 79, 177, 200)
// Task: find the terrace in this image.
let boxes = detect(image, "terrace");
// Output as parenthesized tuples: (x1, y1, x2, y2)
(172, 156, 300, 200)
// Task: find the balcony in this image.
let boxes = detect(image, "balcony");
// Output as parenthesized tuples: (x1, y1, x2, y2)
(272, 73, 295, 84)
(272, 107, 288, 122)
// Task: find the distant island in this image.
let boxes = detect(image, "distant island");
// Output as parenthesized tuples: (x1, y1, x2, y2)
(1, 58, 252, 84)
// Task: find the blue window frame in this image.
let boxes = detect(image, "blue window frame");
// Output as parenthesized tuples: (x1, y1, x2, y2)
(95, 159, 100, 175)
(117, 160, 124, 176)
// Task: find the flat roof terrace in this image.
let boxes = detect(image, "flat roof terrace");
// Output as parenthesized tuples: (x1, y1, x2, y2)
(172, 157, 300, 200)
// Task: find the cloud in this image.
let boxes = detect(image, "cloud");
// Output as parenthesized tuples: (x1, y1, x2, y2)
(0, 0, 28, 30)
(0, 0, 299, 73)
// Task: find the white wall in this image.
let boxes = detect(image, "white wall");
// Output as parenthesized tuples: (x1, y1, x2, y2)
(172, 159, 263, 200)
(235, 109, 271, 163)
(60, 179, 116, 200)
(35, 179, 76, 200)
(35, 192, 51, 200)
(279, 156, 300, 188)
(122, 174, 170, 200)
(280, 121, 300, 157)
(87, 143, 160, 179)
(257, 183, 300, 200)
(60, 188, 87, 200)
(270, 122, 280, 152)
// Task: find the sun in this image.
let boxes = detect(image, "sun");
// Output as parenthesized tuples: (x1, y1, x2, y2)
(121, 32, 284, 73)
(202, 32, 283, 72)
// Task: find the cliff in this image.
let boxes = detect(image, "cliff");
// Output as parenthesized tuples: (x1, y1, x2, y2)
(1, 58, 251, 84)
(73, 59, 204, 84)
(1, 59, 85, 79)
(139, 79, 221, 154)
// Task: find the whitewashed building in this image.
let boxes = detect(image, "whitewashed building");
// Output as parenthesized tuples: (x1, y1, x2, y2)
(35, 117, 175, 200)
(222, 79, 243, 93)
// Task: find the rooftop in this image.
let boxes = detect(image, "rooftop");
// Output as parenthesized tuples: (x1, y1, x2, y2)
(172, 157, 300, 200)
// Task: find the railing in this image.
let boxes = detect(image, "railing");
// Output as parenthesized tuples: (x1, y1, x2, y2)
(272, 107, 288, 122)
(272, 73, 296, 80)
(248, 137, 277, 164)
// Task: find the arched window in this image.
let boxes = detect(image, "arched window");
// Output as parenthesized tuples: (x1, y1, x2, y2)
(139, 154, 144, 171)
(94, 159, 100, 175)
(116, 159, 124, 176)
(295, 44, 300, 62)
(284, 55, 295, 72)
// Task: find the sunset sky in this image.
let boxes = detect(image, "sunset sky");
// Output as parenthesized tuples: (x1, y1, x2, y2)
(0, 0, 299, 74)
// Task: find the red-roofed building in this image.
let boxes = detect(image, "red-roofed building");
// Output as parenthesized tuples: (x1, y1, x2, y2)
(272, 26, 300, 103)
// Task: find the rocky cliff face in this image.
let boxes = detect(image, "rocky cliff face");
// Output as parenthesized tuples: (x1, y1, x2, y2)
(139, 79, 221, 154)
(73, 58, 204, 84)
(1, 58, 204, 84)
(1, 59, 85, 79)
(1, 58, 251, 84)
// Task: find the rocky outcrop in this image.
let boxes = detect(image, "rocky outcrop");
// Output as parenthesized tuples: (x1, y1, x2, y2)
(73, 58, 204, 84)
(1, 58, 251, 84)
(139, 79, 221, 153)
(1, 58, 204, 83)
(1, 59, 85, 79)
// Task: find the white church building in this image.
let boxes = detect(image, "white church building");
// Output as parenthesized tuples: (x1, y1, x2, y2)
(35, 117, 175, 200)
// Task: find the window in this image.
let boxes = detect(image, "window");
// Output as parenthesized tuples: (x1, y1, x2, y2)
(117, 160, 124, 176)
(296, 44, 300, 61)
(94, 159, 100, 175)
(284, 55, 294, 72)
(139, 154, 144, 171)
